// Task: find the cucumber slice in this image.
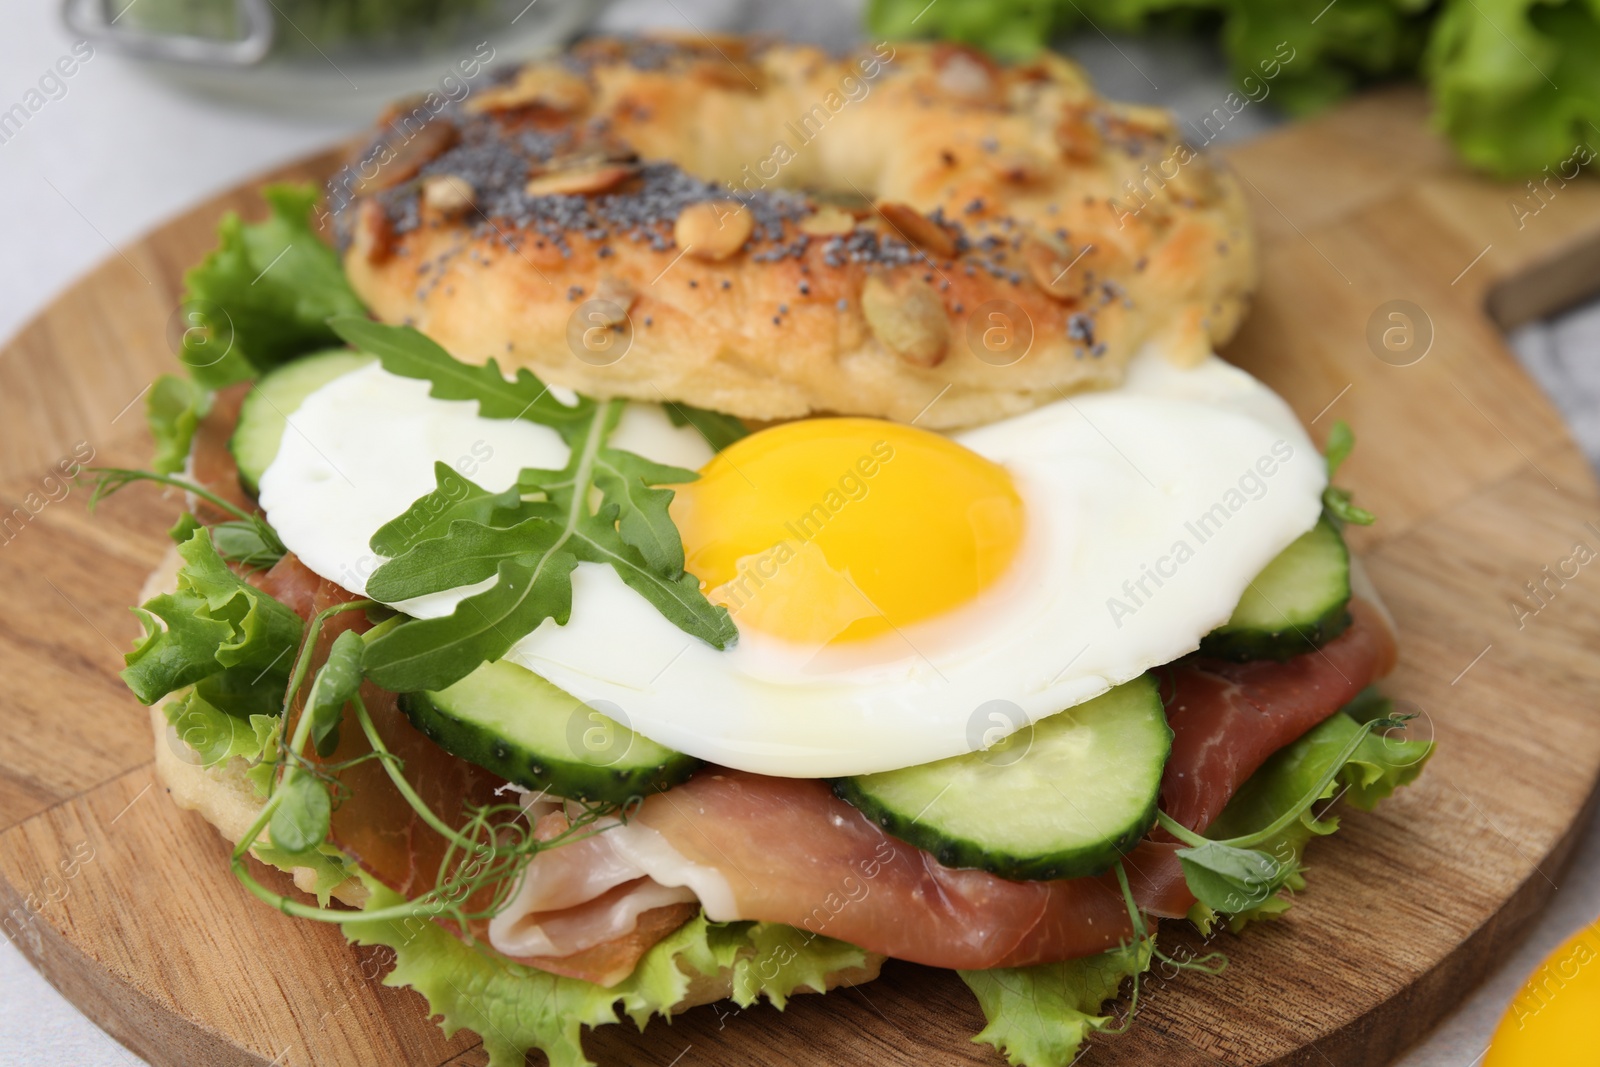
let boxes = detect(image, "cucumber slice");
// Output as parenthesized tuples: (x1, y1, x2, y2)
(1200, 518, 1352, 662)
(398, 659, 701, 804)
(833, 676, 1171, 881)
(229, 349, 372, 494)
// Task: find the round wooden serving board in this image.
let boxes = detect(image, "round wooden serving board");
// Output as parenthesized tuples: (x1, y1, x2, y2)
(5, 88, 1600, 1067)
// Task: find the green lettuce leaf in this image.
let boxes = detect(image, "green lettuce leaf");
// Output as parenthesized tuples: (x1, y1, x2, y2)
(192, 664, 291, 719)
(345, 880, 867, 1067)
(725, 923, 870, 1010)
(244, 714, 283, 795)
(958, 940, 1152, 1067)
(251, 843, 355, 908)
(868, 0, 1057, 58)
(867, 0, 1428, 110)
(123, 527, 303, 706)
(162, 688, 282, 795)
(1426, 0, 1600, 178)
(164, 691, 347, 908)
(867, 0, 1598, 176)
(163, 690, 276, 770)
(181, 184, 367, 388)
(146, 374, 209, 475)
(1196, 698, 1433, 930)
(163, 691, 351, 903)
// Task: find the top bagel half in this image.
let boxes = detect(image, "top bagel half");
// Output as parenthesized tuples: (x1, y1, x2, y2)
(334, 35, 1256, 429)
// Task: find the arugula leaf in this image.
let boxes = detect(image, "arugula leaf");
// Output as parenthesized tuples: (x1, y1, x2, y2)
(592, 449, 697, 573)
(329, 317, 591, 429)
(367, 518, 549, 602)
(960, 940, 1152, 1067)
(181, 184, 367, 388)
(123, 528, 303, 705)
(663, 402, 749, 451)
(366, 507, 735, 676)
(364, 553, 579, 692)
(146, 374, 208, 475)
(368, 462, 525, 558)
(341, 321, 737, 690)
(306, 629, 365, 757)
(270, 770, 332, 853)
(570, 510, 737, 643)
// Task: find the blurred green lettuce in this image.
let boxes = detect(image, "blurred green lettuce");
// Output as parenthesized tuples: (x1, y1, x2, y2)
(867, 0, 1600, 176)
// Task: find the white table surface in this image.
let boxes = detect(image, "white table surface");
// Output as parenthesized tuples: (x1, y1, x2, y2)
(3, 2, 1598, 1065)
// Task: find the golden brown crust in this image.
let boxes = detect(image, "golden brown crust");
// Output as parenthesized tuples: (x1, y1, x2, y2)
(336, 36, 1254, 428)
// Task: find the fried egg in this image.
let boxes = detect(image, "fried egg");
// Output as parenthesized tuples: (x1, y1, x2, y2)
(260, 349, 1326, 777)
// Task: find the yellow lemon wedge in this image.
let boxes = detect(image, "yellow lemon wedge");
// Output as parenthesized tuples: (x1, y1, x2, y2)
(1484, 919, 1600, 1066)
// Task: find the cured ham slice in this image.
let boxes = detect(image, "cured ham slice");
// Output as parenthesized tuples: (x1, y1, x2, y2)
(1158, 597, 1398, 834)
(1126, 839, 1193, 920)
(489, 782, 1200, 973)
(626, 772, 1172, 969)
(483, 809, 697, 983)
(261, 556, 513, 900)
(259, 556, 695, 985)
(250, 551, 322, 617)
(255, 547, 1395, 978)
(507, 900, 703, 986)
(487, 603, 1397, 960)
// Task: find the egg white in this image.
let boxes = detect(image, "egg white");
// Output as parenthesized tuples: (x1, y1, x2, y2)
(261, 350, 1326, 778)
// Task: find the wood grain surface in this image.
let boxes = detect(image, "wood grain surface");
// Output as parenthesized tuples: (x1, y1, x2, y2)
(4, 88, 1600, 1067)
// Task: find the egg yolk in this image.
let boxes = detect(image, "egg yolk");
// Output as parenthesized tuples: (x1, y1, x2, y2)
(669, 418, 1026, 647)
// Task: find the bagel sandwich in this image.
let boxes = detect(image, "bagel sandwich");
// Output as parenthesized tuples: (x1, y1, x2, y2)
(335, 35, 1255, 429)
(107, 34, 1432, 1067)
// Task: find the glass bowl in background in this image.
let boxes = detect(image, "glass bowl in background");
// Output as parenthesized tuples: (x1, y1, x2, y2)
(62, 0, 611, 117)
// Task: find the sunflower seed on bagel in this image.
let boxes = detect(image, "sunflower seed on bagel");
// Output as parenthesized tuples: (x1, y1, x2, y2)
(334, 35, 1255, 429)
